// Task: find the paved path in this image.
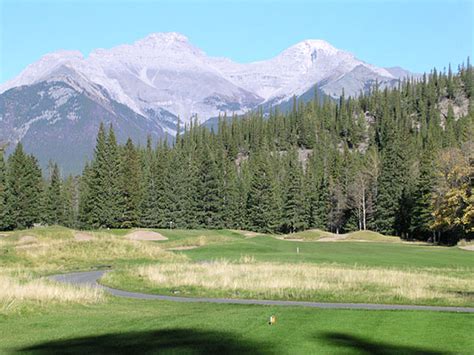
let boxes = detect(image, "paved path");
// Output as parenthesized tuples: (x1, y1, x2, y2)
(50, 270, 474, 313)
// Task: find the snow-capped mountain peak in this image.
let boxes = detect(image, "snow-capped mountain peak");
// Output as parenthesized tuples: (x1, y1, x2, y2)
(137, 31, 190, 45)
(0, 33, 416, 172)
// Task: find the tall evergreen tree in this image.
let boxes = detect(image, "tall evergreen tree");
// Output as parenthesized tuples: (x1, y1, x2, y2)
(281, 149, 306, 233)
(5, 144, 42, 229)
(44, 163, 64, 225)
(0, 149, 7, 230)
(246, 148, 280, 232)
(118, 138, 141, 228)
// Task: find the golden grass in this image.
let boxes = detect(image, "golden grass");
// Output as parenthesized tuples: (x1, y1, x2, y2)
(0, 272, 104, 314)
(0, 227, 185, 273)
(134, 261, 474, 305)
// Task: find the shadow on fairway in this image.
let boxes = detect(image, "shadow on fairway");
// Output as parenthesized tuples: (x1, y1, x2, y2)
(318, 332, 450, 355)
(16, 328, 274, 355)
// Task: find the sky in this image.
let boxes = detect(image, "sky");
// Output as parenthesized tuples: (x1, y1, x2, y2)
(0, 0, 472, 83)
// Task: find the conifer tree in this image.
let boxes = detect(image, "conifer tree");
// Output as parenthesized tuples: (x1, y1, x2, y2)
(246, 148, 280, 232)
(374, 125, 407, 235)
(62, 176, 78, 228)
(44, 163, 64, 225)
(0, 150, 7, 230)
(118, 138, 141, 227)
(5, 144, 42, 229)
(197, 143, 222, 228)
(281, 149, 306, 233)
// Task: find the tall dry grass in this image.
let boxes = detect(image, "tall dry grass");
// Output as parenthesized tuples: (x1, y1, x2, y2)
(135, 260, 474, 305)
(0, 272, 104, 314)
(4, 231, 184, 272)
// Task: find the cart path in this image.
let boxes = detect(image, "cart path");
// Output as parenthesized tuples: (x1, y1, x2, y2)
(50, 270, 474, 313)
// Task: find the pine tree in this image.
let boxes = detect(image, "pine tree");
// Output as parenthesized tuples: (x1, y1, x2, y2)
(104, 125, 122, 227)
(246, 148, 280, 233)
(281, 149, 306, 233)
(197, 143, 222, 228)
(0, 149, 7, 230)
(118, 138, 141, 228)
(374, 126, 407, 235)
(85, 123, 122, 228)
(62, 176, 78, 228)
(410, 140, 437, 239)
(5, 144, 42, 229)
(44, 163, 64, 225)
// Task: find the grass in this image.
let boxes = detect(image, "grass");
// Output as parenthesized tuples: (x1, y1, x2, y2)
(0, 271, 104, 315)
(0, 226, 183, 274)
(0, 298, 473, 354)
(1, 226, 473, 353)
(102, 260, 474, 306)
(178, 235, 474, 269)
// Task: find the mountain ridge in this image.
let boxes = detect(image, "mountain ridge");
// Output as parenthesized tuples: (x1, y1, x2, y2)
(0, 32, 418, 172)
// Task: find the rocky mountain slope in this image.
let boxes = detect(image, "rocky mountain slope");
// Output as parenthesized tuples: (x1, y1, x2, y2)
(0, 32, 416, 173)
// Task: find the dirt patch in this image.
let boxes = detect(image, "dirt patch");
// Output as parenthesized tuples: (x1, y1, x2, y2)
(459, 245, 474, 251)
(74, 232, 94, 242)
(125, 230, 168, 241)
(282, 238, 304, 242)
(0, 233, 8, 238)
(167, 246, 198, 251)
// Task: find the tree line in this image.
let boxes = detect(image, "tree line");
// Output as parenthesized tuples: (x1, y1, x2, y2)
(0, 61, 472, 243)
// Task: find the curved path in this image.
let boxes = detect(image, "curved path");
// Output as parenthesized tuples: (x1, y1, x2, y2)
(50, 270, 474, 313)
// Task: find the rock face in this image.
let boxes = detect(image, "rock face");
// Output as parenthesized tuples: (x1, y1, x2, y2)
(0, 32, 416, 173)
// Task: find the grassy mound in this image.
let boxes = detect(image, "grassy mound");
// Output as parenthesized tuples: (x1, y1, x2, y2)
(0, 226, 184, 273)
(280, 229, 401, 242)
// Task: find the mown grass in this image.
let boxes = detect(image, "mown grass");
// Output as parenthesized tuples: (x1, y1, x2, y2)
(0, 297, 473, 354)
(176, 234, 474, 269)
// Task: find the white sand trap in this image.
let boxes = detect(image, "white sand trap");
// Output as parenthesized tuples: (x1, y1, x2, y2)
(125, 230, 168, 241)
(318, 236, 347, 242)
(167, 246, 198, 251)
(74, 232, 94, 241)
(282, 238, 304, 242)
(459, 245, 474, 251)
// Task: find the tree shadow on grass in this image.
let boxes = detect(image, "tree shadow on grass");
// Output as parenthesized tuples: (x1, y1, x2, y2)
(15, 328, 275, 355)
(317, 332, 450, 355)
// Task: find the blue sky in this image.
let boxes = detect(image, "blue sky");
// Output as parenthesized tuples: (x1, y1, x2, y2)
(0, 0, 472, 82)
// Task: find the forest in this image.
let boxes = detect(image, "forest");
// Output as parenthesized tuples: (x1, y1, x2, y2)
(0, 62, 472, 244)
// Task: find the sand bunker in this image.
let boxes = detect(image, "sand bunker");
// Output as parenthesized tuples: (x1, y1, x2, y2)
(317, 236, 347, 242)
(74, 232, 94, 241)
(125, 230, 168, 241)
(459, 245, 474, 251)
(282, 238, 304, 242)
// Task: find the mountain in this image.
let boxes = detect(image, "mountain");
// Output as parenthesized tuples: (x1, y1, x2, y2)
(0, 33, 416, 173)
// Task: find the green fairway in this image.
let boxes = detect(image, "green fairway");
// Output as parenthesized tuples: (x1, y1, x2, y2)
(167, 233, 473, 270)
(1, 298, 473, 354)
